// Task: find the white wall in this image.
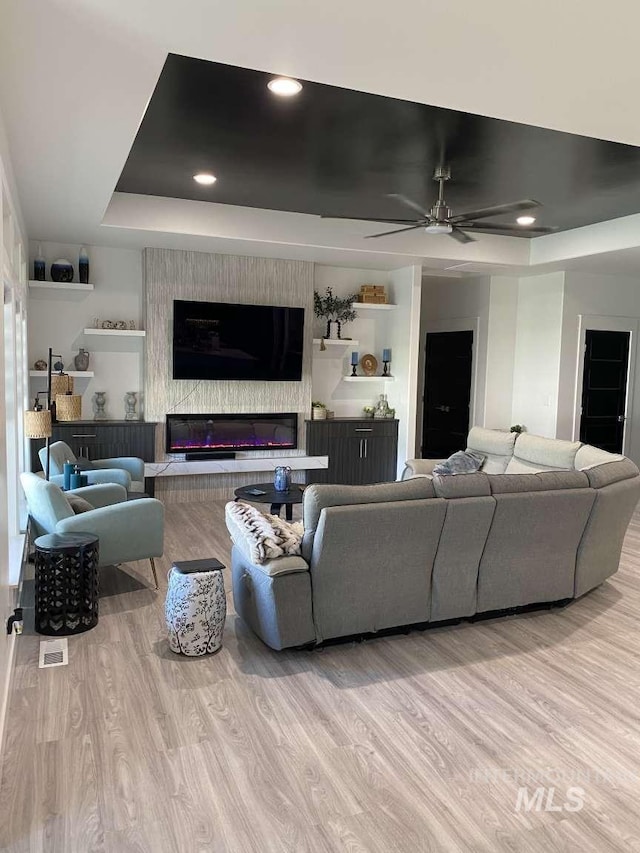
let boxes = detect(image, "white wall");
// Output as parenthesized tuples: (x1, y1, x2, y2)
(483, 277, 518, 429)
(27, 243, 143, 420)
(419, 275, 491, 447)
(557, 271, 640, 464)
(511, 272, 565, 437)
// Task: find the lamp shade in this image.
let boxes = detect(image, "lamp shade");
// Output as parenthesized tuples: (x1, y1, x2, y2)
(51, 372, 74, 397)
(24, 408, 52, 439)
(55, 394, 82, 421)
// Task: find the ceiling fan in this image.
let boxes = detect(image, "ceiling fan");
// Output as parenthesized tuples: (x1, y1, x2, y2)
(322, 167, 556, 243)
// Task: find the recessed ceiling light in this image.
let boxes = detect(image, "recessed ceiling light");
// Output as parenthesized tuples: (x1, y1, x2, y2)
(516, 215, 536, 226)
(193, 173, 217, 185)
(267, 77, 303, 97)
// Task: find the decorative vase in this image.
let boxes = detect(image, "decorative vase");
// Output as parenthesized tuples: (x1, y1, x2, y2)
(124, 391, 138, 421)
(93, 391, 106, 421)
(50, 259, 74, 283)
(74, 348, 90, 372)
(79, 247, 89, 284)
(34, 244, 45, 281)
(274, 466, 292, 492)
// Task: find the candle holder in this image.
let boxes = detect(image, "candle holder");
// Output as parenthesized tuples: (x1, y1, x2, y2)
(351, 362, 358, 377)
(383, 360, 389, 376)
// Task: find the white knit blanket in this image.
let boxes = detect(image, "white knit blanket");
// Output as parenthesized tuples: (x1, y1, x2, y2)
(225, 501, 303, 564)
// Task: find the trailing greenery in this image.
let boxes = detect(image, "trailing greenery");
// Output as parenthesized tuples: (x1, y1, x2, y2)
(510, 424, 525, 433)
(312, 400, 327, 409)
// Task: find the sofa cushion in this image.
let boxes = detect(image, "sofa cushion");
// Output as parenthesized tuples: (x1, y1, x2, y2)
(574, 445, 624, 470)
(511, 434, 582, 470)
(301, 478, 435, 560)
(66, 494, 94, 514)
(584, 458, 640, 489)
(432, 472, 491, 498)
(488, 470, 590, 494)
(466, 427, 516, 474)
(433, 450, 485, 476)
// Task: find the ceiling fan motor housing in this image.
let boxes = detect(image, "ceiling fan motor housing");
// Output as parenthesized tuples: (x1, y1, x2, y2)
(431, 199, 451, 222)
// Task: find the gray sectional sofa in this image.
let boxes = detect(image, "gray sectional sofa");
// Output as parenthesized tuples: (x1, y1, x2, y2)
(227, 428, 640, 650)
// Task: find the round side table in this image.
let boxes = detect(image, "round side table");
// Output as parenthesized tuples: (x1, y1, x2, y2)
(34, 532, 99, 635)
(165, 559, 226, 656)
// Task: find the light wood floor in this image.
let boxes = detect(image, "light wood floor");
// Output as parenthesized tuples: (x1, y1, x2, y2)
(2, 501, 640, 852)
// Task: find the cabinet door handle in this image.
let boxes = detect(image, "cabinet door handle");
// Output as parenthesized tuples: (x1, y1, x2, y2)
(354, 428, 373, 432)
(71, 433, 97, 438)
(364, 438, 368, 458)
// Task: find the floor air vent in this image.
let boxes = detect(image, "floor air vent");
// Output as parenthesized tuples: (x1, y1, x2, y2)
(39, 638, 69, 668)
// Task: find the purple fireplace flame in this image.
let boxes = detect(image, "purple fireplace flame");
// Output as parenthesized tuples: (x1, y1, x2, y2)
(166, 413, 298, 454)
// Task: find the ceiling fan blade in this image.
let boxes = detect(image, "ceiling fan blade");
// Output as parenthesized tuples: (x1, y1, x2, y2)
(449, 226, 476, 244)
(364, 224, 425, 239)
(321, 215, 420, 224)
(459, 222, 556, 235)
(449, 199, 541, 223)
(386, 193, 431, 217)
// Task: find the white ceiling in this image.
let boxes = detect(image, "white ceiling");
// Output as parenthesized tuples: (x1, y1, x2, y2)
(3, 0, 640, 274)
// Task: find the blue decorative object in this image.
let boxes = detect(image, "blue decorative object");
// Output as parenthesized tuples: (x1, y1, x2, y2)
(351, 351, 359, 365)
(50, 259, 74, 283)
(79, 247, 89, 284)
(70, 471, 83, 490)
(63, 462, 74, 491)
(382, 348, 391, 362)
(34, 244, 45, 281)
(273, 465, 292, 492)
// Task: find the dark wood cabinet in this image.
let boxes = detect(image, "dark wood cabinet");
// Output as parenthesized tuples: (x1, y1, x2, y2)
(306, 418, 398, 485)
(30, 421, 157, 472)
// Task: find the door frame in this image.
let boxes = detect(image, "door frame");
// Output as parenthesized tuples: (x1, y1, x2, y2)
(422, 318, 480, 441)
(572, 314, 637, 455)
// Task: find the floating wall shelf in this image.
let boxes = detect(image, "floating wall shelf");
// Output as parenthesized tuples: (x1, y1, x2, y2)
(343, 375, 396, 382)
(83, 328, 145, 337)
(351, 303, 396, 311)
(29, 280, 94, 291)
(29, 371, 94, 378)
(313, 338, 360, 347)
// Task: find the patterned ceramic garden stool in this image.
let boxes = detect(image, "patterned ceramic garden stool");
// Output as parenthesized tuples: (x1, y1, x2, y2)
(165, 558, 226, 656)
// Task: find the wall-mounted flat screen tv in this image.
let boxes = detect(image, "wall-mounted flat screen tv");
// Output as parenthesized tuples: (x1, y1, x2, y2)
(172, 299, 305, 381)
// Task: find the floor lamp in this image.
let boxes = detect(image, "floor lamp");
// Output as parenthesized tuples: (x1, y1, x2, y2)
(24, 395, 52, 480)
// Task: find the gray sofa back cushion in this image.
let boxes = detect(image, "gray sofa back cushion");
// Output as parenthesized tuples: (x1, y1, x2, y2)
(487, 470, 589, 494)
(506, 433, 582, 474)
(584, 458, 640, 489)
(574, 444, 623, 470)
(301, 479, 435, 560)
(466, 427, 516, 474)
(432, 472, 491, 498)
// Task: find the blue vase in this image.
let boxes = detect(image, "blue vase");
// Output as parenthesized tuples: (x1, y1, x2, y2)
(51, 258, 74, 283)
(274, 466, 292, 492)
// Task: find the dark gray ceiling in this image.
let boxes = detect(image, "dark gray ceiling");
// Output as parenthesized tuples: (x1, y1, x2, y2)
(116, 54, 640, 236)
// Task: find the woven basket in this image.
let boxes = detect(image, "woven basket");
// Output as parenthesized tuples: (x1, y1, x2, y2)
(56, 394, 82, 421)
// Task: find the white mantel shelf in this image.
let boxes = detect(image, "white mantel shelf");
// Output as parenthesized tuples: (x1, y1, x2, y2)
(343, 375, 396, 382)
(29, 280, 94, 291)
(312, 338, 359, 346)
(145, 455, 329, 478)
(351, 303, 396, 310)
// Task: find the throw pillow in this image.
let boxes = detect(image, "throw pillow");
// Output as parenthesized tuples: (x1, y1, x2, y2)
(66, 494, 94, 514)
(433, 449, 486, 476)
(225, 501, 303, 564)
(72, 457, 95, 471)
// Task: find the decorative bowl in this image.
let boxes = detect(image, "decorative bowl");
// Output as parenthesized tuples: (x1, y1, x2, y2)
(50, 259, 74, 282)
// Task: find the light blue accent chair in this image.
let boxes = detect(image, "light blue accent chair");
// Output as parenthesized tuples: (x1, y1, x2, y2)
(20, 472, 164, 588)
(40, 441, 146, 492)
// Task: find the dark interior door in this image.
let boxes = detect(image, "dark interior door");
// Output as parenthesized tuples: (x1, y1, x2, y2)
(422, 330, 473, 458)
(580, 329, 630, 453)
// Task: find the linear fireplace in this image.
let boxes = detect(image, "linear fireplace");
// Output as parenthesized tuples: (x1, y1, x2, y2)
(165, 413, 298, 458)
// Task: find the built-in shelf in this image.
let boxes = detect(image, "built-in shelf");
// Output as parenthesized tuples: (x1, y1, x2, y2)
(351, 302, 396, 311)
(83, 328, 145, 337)
(29, 280, 94, 291)
(313, 338, 359, 347)
(29, 371, 94, 378)
(343, 375, 396, 382)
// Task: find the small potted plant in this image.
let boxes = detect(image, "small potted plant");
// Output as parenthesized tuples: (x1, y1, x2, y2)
(510, 424, 525, 434)
(312, 401, 328, 420)
(363, 405, 375, 418)
(314, 287, 358, 339)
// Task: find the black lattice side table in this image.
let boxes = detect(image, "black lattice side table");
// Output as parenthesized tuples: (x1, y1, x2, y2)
(34, 532, 99, 635)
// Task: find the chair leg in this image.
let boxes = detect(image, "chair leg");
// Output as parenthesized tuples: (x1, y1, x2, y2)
(149, 557, 159, 590)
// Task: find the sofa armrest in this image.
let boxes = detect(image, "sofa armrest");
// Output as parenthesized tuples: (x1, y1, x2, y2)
(228, 526, 308, 577)
(401, 459, 443, 479)
(67, 483, 128, 508)
(93, 457, 145, 481)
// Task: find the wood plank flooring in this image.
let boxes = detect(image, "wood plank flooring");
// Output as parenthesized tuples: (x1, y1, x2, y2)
(2, 500, 640, 851)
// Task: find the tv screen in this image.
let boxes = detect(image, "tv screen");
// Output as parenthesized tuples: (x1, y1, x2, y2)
(172, 299, 305, 381)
